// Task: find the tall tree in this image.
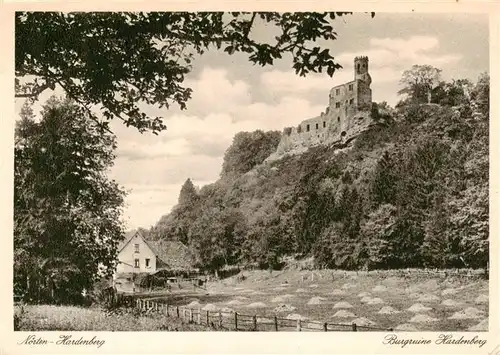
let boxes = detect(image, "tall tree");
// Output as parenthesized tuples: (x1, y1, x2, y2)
(221, 130, 281, 177)
(471, 72, 490, 120)
(398, 64, 442, 104)
(14, 97, 126, 304)
(16, 11, 374, 134)
(178, 178, 199, 206)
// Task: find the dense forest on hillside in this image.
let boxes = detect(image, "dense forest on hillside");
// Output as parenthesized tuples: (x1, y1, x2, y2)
(148, 69, 490, 272)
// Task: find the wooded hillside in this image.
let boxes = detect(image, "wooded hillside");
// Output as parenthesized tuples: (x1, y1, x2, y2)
(148, 71, 489, 272)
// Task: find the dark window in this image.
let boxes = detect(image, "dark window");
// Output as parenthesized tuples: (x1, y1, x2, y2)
(134, 244, 139, 253)
(349, 98, 354, 105)
(336, 88, 340, 95)
(134, 259, 140, 268)
(349, 84, 353, 91)
(306, 124, 310, 132)
(145, 258, 150, 267)
(337, 117, 340, 122)
(323, 121, 326, 128)
(357, 63, 360, 71)
(335, 102, 340, 108)
(315, 123, 319, 130)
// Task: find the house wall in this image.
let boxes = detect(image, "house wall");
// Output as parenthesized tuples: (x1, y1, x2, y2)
(116, 234, 157, 275)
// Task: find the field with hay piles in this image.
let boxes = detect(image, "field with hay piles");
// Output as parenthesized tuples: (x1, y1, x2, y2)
(149, 269, 488, 332)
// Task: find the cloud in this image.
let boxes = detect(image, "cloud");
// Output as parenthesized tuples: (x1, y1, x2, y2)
(262, 36, 462, 96)
(185, 67, 252, 114)
(340, 35, 462, 68)
(111, 34, 463, 228)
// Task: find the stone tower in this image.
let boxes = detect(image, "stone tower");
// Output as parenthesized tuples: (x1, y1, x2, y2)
(354, 56, 371, 84)
(267, 56, 375, 161)
(354, 56, 372, 110)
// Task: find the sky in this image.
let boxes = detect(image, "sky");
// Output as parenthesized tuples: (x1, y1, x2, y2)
(15, 12, 489, 230)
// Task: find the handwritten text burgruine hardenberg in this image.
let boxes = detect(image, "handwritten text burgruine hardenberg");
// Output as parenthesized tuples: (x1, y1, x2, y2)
(383, 333, 487, 348)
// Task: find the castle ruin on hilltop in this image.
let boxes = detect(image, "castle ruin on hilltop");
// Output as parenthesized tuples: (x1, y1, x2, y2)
(268, 56, 374, 160)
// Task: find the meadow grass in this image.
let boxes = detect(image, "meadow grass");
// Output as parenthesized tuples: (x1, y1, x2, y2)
(15, 304, 210, 331)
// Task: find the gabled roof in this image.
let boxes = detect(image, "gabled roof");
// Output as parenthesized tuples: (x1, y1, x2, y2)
(117, 230, 156, 254)
(148, 240, 194, 270)
(117, 230, 194, 270)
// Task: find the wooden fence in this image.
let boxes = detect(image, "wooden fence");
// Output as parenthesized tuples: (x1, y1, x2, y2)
(135, 298, 393, 332)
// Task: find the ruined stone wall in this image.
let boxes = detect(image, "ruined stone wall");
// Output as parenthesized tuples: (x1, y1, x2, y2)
(356, 79, 372, 111)
(267, 56, 374, 161)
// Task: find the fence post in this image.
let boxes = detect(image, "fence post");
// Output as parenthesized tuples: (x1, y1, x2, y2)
(296, 319, 301, 331)
(234, 312, 238, 330)
(352, 323, 357, 331)
(219, 312, 223, 328)
(253, 315, 257, 331)
(155, 302, 158, 312)
(274, 316, 278, 331)
(197, 308, 201, 324)
(206, 310, 210, 325)
(165, 304, 169, 316)
(190, 308, 194, 323)
(323, 322, 328, 332)
(176, 306, 180, 318)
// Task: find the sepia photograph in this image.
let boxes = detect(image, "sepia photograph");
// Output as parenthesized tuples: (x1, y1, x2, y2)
(12, 10, 490, 335)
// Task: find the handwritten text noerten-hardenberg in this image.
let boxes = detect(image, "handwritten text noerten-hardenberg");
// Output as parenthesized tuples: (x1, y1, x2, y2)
(18, 335, 105, 348)
(383, 334, 487, 348)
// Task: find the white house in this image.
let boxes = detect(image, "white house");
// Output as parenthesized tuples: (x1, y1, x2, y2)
(112, 230, 195, 292)
(115, 231, 159, 275)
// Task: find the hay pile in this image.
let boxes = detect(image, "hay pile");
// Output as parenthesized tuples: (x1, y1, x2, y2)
(202, 304, 220, 311)
(286, 313, 307, 321)
(186, 300, 201, 307)
(475, 294, 488, 304)
(468, 318, 488, 331)
(441, 299, 462, 307)
(332, 310, 356, 318)
(307, 296, 328, 305)
(227, 299, 245, 306)
(407, 303, 432, 312)
(377, 306, 400, 314)
(448, 307, 484, 320)
(441, 288, 457, 296)
(332, 289, 346, 296)
(333, 301, 353, 309)
(352, 317, 376, 327)
(367, 297, 384, 305)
